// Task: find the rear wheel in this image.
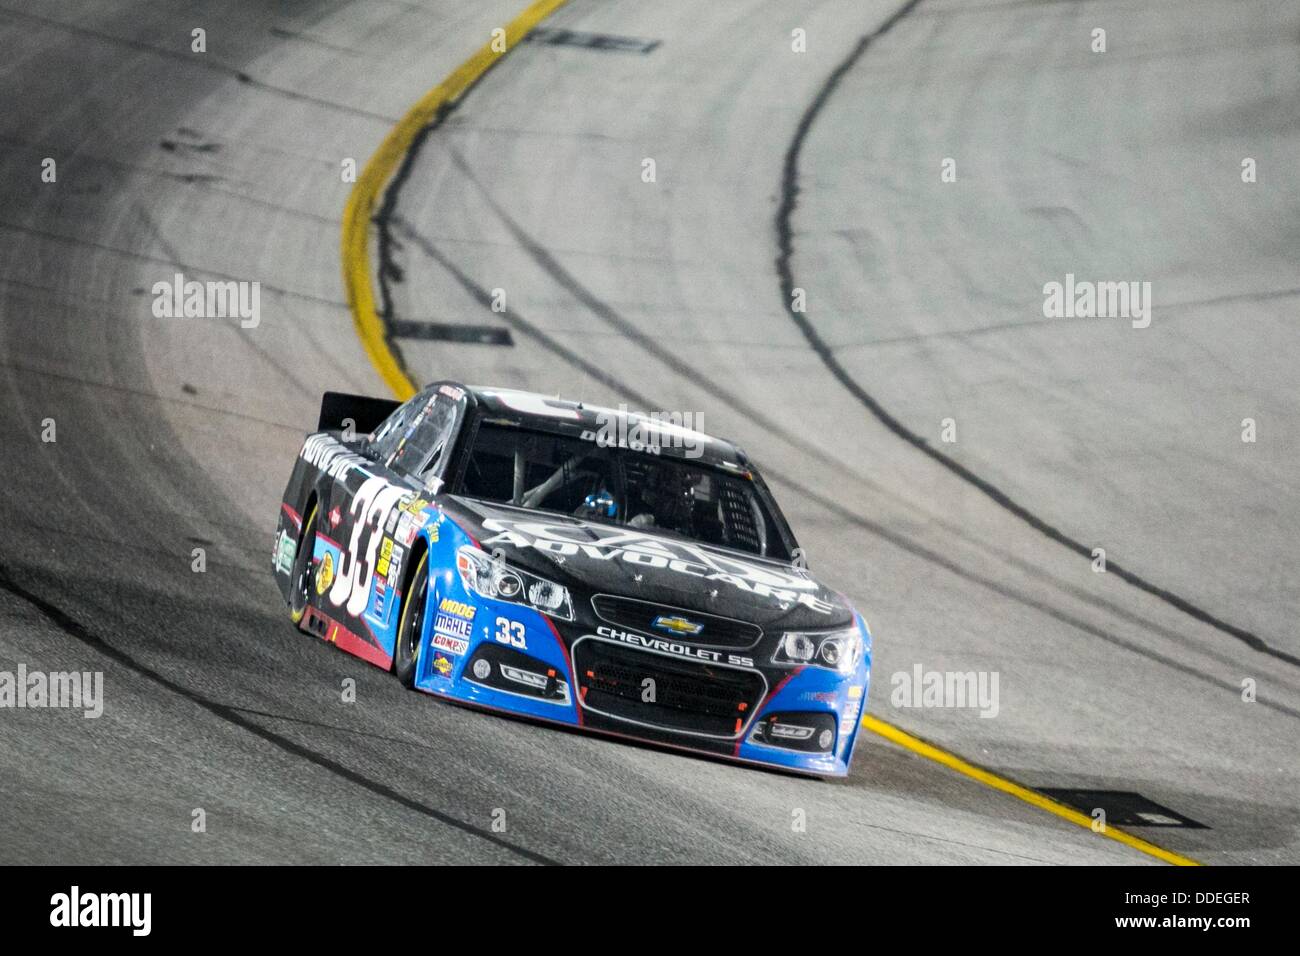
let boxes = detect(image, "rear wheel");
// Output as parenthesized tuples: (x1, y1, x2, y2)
(393, 550, 429, 688)
(289, 504, 318, 625)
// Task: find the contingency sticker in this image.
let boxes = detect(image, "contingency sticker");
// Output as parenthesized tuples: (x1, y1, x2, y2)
(274, 530, 296, 575)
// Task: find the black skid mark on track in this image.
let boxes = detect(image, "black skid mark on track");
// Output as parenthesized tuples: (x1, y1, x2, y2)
(0, 564, 559, 866)
(4, 7, 399, 125)
(376, 113, 453, 383)
(772, 0, 1299, 669)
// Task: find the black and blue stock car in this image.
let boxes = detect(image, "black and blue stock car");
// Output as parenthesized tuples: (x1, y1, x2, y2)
(272, 384, 872, 776)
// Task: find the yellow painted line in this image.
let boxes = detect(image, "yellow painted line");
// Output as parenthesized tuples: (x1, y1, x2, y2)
(862, 715, 1202, 865)
(341, 0, 571, 402)
(339, 0, 1200, 870)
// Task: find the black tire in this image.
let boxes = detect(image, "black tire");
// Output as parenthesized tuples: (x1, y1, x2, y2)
(289, 503, 318, 626)
(393, 549, 429, 688)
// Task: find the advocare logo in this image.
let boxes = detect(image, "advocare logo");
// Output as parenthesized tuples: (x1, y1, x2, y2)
(480, 518, 836, 613)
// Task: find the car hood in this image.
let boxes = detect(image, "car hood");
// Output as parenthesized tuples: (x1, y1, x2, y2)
(445, 497, 854, 630)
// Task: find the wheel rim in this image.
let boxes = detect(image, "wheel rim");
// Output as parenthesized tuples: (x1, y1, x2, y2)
(403, 564, 427, 664)
(291, 510, 316, 617)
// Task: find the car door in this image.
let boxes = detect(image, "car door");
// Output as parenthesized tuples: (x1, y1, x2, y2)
(319, 387, 466, 625)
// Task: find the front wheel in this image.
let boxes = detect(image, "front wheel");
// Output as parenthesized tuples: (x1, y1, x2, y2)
(289, 504, 318, 625)
(393, 550, 429, 688)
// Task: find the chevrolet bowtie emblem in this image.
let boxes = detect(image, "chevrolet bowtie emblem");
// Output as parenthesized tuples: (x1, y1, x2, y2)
(652, 615, 703, 636)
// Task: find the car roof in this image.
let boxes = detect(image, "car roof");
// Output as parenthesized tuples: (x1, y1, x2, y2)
(447, 384, 752, 470)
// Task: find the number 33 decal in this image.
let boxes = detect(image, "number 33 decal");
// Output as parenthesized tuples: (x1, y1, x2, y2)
(329, 476, 406, 617)
(494, 617, 526, 649)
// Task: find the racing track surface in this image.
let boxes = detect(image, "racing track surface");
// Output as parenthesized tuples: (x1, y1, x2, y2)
(1, 0, 1296, 864)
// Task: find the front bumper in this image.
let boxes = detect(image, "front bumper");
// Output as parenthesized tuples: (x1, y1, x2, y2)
(412, 591, 871, 777)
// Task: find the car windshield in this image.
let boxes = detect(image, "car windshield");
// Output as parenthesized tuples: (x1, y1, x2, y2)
(459, 422, 791, 559)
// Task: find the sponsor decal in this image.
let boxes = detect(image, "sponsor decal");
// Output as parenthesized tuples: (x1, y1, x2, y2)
(839, 698, 862, 736)
(372, 576, 388, 617)
(433, 652, 454, 677)
(432, 632, 469, 656)
(652, 615, 703, 636)
(481, 518, 835, 613)
(848, 685, 864, 700)
(801, 690, 838, 703)
(386, 544, 404, 588)
(316, 551, 335, 595)
(438, 598, 476, 621)
(375, 537, 394, 577)
(438, 384, 464, 401)
(580, 428, 660, 456)
(596, 625, 753, 668)
(299, 433, 371, 482)
(273, 530, 296, 575)
(328, 506, 342, 528)
(434, 613, 473, 640)
(394, 511, 427, 547)
(385, 510, 399, 534)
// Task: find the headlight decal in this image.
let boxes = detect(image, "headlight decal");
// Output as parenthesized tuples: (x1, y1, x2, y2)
(772, 624, 862, 675)
(456, 546, 575, 622)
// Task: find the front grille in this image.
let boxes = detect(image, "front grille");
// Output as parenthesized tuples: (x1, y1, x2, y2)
(590, 594, 761, 649)
(573, 637, 766, 738)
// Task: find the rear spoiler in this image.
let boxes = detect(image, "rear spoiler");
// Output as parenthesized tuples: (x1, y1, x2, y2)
(317, 392, 400, 435)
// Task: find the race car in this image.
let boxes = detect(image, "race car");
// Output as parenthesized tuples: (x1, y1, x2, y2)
(271, 384, 872, 776)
